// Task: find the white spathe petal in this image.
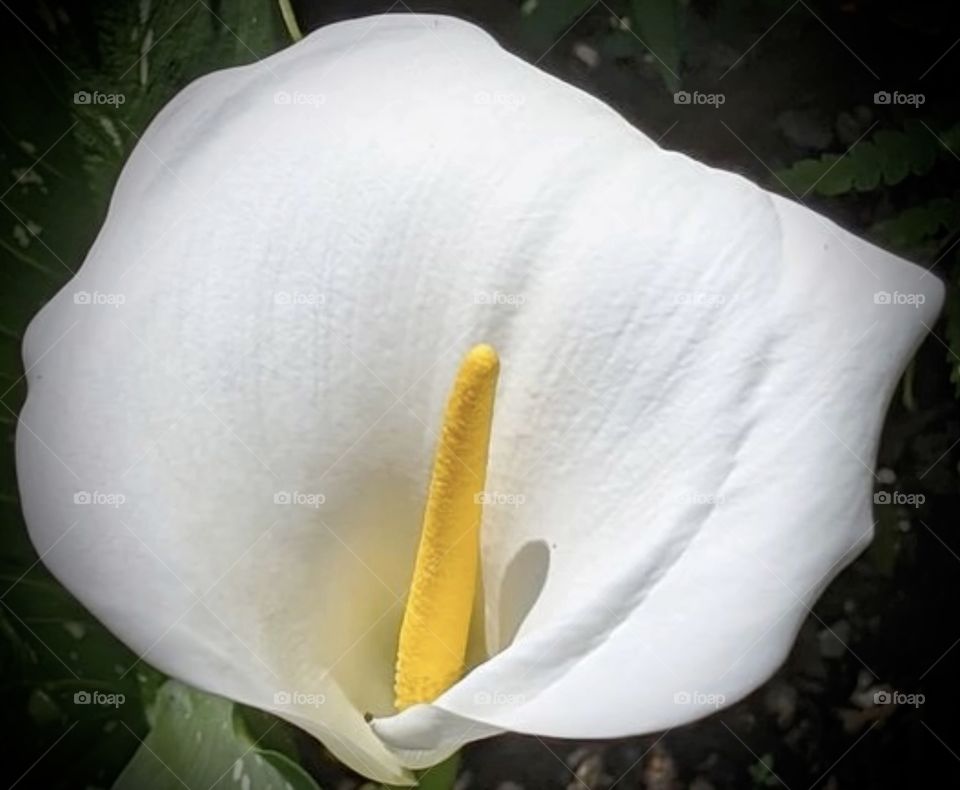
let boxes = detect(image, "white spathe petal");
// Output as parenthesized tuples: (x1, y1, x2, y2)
(15, 11, 942, 781)
(374, 188, 944, 765)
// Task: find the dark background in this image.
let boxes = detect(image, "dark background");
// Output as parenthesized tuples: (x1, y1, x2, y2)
(1, 1, 959, 788)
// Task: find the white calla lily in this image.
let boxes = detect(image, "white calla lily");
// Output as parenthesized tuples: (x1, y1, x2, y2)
(16, 13, 943, 785)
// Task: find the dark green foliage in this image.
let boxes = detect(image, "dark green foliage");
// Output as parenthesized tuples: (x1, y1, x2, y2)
(0, 2, 291, 788)
(629, 0, 683, 91)
(777, 122, 952, 197)
(521, 0, 684, 90)
(872, 198, 960, 254)
(113, 681, 319, 790)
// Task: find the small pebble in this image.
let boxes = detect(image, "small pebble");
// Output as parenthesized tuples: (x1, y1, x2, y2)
(642, 743, 678, 790)
(570, 752, 605, 789)
(764, 682, 798, 728)
(573, 43, 600, 69)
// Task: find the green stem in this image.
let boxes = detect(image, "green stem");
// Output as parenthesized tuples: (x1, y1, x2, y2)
(277, 0, 303, 42)
(384, 752, 460, 790)
(415, 753, 460, 790)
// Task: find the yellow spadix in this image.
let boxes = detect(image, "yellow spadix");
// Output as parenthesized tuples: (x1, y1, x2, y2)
(393, 344, 500, 710)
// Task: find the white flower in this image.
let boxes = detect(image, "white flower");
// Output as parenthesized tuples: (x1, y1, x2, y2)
(16, 14, 942, 785)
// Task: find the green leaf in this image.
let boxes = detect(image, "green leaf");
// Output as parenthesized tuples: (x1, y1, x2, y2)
(64, 0, 288, 200)
(235, 703, 306, 765)
(872, 129, 912, 185)
(813, 154, 854, 197)
(113, 681, 321, 790)
(630, 0, 683, 91)
(902, 120, 942, 176)
(776, 122, 953, 197)
(520, 0, 597, 50)
(415, 753, 461, 790)
(599, 28, 642, 60)
(871, 198, 960, 256)
(748, 752, 781, 787)
(383, 752, 460, 790)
